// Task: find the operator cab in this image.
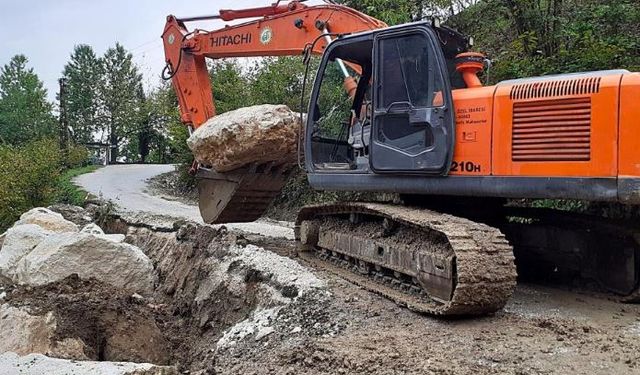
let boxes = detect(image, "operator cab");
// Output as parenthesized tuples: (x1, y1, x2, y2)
(305, 22, 463, 176)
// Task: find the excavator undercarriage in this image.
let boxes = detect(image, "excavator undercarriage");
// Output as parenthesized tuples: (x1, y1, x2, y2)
(295, 200, 640, 315)
(400, 195, 640, 301)
(296, 202, 517, 315)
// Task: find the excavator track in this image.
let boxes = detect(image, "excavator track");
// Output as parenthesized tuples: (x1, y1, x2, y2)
(295, 202, 517, 316)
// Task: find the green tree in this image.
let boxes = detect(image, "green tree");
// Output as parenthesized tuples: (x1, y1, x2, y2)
(0, 139, 62, 230)
(209, 60, 251, 114)
(450, 0, 640, 82)
(61, 45, 102, 144)
(146, 83, 182, 164)
(337, 0, 480, 25)
(0, 55, 55, 145)
(99, 43, 144, 163)
(248, 57, 309, 111)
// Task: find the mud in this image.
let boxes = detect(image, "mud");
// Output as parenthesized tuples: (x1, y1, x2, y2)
(216, 252, 640, 375)
(4, 205, 640, 374)
(4, 275, 170, 364)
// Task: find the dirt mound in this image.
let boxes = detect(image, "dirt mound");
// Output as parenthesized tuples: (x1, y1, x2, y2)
(5, 275, 170, 364)
(121, 221, 329, 372)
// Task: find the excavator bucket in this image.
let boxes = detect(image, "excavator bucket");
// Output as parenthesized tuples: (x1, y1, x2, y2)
(196, 162, 294, 224)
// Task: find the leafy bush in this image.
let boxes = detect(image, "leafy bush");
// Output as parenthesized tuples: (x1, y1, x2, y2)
(64, 144, 90, 168)
(0, 139, 96, 231)
(0, 139, 62, 230)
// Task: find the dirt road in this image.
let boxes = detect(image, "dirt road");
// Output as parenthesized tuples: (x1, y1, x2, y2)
(73, 165, 640, 374)
(73, 164, 294, 239)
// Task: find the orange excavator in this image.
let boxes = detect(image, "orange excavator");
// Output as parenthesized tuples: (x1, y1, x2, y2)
(162, 1, 640, 315)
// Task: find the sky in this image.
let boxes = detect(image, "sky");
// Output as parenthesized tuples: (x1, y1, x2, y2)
(0, 0, 322, 102)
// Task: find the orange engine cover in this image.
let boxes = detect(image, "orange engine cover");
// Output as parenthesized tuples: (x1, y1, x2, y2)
(450, 70, 640, 183)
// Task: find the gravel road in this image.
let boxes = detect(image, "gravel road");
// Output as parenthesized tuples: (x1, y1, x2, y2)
(73, 164, 294, 239)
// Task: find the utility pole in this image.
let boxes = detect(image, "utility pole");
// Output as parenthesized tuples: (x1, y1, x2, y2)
(58, 78, 69, 162)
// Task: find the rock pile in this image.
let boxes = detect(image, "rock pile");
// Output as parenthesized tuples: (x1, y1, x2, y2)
(0, 207, 172, 374)
(0, 205, 338, 374)
(187, 104, 300, 172)
(0, 207, 154, 294)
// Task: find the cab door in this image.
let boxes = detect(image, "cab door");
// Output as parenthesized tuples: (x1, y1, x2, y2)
(370, 25, 455, 174)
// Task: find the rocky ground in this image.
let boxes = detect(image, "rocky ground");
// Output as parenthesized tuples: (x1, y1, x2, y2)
(1, 201, 639, 374)
(5, 163, 640, 375)
(147, 169, 198, 206)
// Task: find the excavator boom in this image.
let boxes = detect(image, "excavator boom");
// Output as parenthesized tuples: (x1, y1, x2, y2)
(161, 1, 386, 127)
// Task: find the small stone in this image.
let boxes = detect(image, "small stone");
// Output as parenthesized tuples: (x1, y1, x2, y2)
(291, 326, 302, 334)
(80, 223, 104, 235)
(130, 293, 145, 304)
(254, 327, 275, 341)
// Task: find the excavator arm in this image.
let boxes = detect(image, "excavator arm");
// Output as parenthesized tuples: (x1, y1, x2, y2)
(161, 1, 387, 128)
(160, 1, 387, 225)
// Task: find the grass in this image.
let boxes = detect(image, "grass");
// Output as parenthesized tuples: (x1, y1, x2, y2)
(56, 165, 100, 206)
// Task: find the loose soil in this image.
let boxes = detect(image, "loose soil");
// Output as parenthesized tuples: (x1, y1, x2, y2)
(240, 236, 640, 375)
(4, 275, 171, 364)
(146, 171, 198, 206)
(4, 205, 640, 374)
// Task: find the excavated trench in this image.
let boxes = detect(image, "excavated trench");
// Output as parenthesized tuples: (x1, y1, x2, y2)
(2, 209, 329, 373)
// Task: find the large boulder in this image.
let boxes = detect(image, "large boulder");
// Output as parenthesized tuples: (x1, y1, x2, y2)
(14, 233, 155, 294)
(187, 104, 300, 172)
(0, 304, 88, 360)
(0, 352, 177, 375)
(15, 208, 78, 233)
(0, 305, 57, 357)
(0, 224, 52, 279)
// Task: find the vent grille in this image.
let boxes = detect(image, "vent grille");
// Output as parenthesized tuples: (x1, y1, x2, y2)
(512, 97, 591, 162)
(510, 77, 601, 100)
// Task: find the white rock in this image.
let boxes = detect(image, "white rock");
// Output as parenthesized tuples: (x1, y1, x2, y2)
(254, 326, 275, 341)
(217, 307, 281, 350)
(187, 104, 300, 172)
(0, 305, 57, 356)
(0, 352, 177, 375)
(81, 223, 125, 243)
(227, 244, 326, 294)
(0, 305, 89, 360)
(0, 224, 52, 279)
(14, 233, 155, 294)
(81, 223, 104, 235)
(15, 208, 78, 233)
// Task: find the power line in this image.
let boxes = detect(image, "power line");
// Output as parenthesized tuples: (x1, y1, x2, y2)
(129, 38, 163, 52)
(132, 44, 164, 57)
